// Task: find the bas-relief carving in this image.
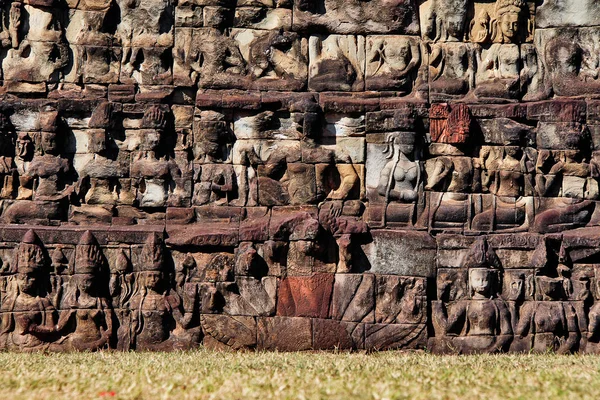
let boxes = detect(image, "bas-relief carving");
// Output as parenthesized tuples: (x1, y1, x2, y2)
(0, 0, 596, 352)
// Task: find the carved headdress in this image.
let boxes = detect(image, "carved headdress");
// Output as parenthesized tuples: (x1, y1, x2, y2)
(15, 229, 45, 274)
(74, 231, 103, 275)
(494, 0, 526, 17)
(140, 233, 165, 272)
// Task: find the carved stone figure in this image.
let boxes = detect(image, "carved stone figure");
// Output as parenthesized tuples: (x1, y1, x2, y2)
(47, 231, 113, 351)
(376, 131, 422, 226)
(431, 239, 512, 354)
(0, 230, 56, 351)
(131, 106, 186, 208)
(126, 234, 199, 351)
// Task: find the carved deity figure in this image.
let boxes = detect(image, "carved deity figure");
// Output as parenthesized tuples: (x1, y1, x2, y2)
(18, 109, 72, 202)
(44, 232, 113, 351)
(2, 1, 69, 83)
(432, 239, 512, 354)
(309, 35, 364, 91)
(0, 230, 56, 351)
(533, 144, 596, 234)
(473, 0, 528, 100)
(429, 42, 475, 100)
(131, 107, 185, 208)
(126, 234, 198, 351)
(78, 103, 133, 207)
(422, 0, 469, 42)
(515, 241, 580, 353)
(377, 131, 421, 226)
(366, 36, 421, 93)
(541, 36, 600, 98)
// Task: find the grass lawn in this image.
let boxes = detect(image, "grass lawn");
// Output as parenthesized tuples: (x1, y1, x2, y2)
(0, 350, 599, 399)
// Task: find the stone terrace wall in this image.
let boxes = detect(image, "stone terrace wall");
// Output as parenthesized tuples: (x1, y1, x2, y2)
(0, 0, 599, 353)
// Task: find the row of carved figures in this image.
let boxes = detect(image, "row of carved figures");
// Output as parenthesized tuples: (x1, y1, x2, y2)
(0, 229, 201, 351)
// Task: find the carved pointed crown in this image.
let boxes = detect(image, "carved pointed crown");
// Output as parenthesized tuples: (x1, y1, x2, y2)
(16, 230, 45, 274)
(74, 231, 103, 275)
(140, 233, 165, 272)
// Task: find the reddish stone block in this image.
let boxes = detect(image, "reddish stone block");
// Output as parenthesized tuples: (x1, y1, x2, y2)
(277, 273, 334, 318)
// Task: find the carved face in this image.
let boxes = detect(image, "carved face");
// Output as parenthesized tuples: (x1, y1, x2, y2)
(470, 269, 493, 297)
(17, 135, 33, 160)
(446, 13, 466, 39)
(505, 272, 525, 301)
(78, 274, 95, 294)
(143, 131, 161, 152)
(537, 276, 563, 300)
(505, 147, 521, 159)
(398, 143, 414, 157)
(142, 271, 163, 291)
(500, 12, 520, 41)
(384, 42, 410, 69)
(16, 273, 37, 294)
(41, 131, 58, 155)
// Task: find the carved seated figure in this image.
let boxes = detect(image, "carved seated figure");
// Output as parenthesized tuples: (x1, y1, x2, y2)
(43, 232, 113, 351)
(533, 149, 595, 233)
(432, 240, 512, 354)
(366, 36, 421, 93)
(0, 230, 57, 351)
(541, 36, 600, 98)
(22, 109, 72, 202)
(2, 2, 68, 83)
(78, 103, 133, 207)
(425, 151, 474, 230)
(471, 0, 528, 101)
(515, 276, 579, 353)
(376, 131, 421, 226)
(127, 234, 199, 351)
(131, 107, 185, 208)
(4, 110, 73, 223)
(429, 42, 474, 101)
(193, 164, 237, 206)
(472, 147, 534, 232)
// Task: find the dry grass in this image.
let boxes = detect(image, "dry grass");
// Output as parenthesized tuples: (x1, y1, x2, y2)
(0, 350, 599, 399)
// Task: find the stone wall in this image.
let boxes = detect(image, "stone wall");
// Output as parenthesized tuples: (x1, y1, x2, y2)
(0, 0, 599, 353)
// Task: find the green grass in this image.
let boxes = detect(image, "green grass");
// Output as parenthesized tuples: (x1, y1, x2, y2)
(0, 350, 599, 399)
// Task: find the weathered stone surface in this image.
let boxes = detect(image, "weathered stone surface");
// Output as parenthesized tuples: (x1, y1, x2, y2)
(0, 0, 598, 354)
(277, 273, 334, 318)
(257, 316, 313, 351)
(363, 231, 437, 277)
(330, 274, 375, 323)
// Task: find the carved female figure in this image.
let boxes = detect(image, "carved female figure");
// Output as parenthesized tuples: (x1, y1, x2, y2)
(131, 107, 185, 208)
(515, 276, 579, 353)
(472, 0, 528, 100)
(0, 230, 57, 351)
(367, 37, 421, 93)
(443, 268, 513, 353)
(432, 240, 512, 354)
(377, 131, 421, 225)
(127, 234, 198, 351)
(48, 231, 113, 351)
(20, 109, 72, 202)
